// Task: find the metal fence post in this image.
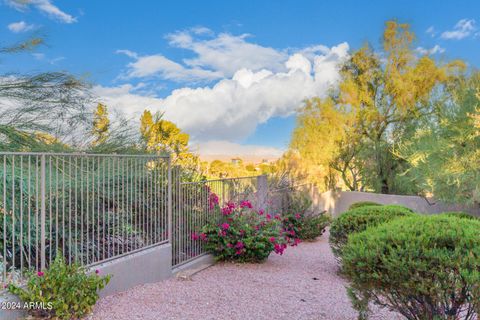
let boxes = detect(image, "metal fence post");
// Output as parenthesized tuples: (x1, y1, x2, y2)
(167, 156, 172, 245)
(40, 154, 46, 271)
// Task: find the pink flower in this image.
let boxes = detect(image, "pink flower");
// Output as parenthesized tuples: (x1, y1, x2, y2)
(199, 233, 208, 241)
(293, 238, 301, 246)
(295, 213, 301, 219)
(240, 200, 253, 209)
(258, 209, 264, 215)
(239, 229, 245, 235)
(95, 269, 100, 274)
(221, 223, 230, 230)
(218, 230, 227, 237)
(274, 215, 281, 221)
(235, 241, 245, 249)
(235, 249, 244, 255)
(209, 193, 219, 210)
(266, 214, 272, 220)
(227, 243, 234, 248)
(269, 237, 276, 243)
(37, 271, 44, 277)
(191, 232, 199, 240)
(290, 230, 296, 236)
(274, 243, 285, 255)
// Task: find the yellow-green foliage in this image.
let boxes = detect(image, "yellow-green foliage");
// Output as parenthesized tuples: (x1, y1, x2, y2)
(92, 103, 110, 146)
(289, 20, 465, 195)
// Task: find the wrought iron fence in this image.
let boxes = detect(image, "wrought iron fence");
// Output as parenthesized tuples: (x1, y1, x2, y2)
(0, 151, 266, 284)
(172, 175, 260, 267)
(0, 152, 170, 287)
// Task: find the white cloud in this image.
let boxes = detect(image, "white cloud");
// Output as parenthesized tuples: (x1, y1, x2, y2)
(96, 42, 350, 142)
(415, 45, 445, 55)
(193, 140, 283, 158)
(117, 51, 223, 82)
(426, 26, 436, 37)
(167, 30, 288, 77)
(7, 20, 35, 33)
(441, 19, 476, 40)
(6, 0, 76, 24)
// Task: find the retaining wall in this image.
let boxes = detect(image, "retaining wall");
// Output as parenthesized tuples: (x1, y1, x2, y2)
(311, 189, 480, 218)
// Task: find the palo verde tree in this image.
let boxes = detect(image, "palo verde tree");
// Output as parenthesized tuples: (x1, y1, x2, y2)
(398, 72, 480, 204)
(0, 38, 92, 151)
(290, 20, 464, 194)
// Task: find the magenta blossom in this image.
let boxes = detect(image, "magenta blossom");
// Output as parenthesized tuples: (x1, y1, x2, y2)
(295, 213, 301, 219)
(227, 243, 234, 248)
(258, 209, 264, 215)
(191, 232, 199, 240)
(221, 223, 230, 230)
(95, 269, 100, 274)
(218, 230, 227, 237)
(240, 200, 253, 209)
(266, 214, 272, 220)
(209, 193, 219, 210)
(199, 233, 208, 241)
(235, 241, 245, 249)
(37, 271, 44, 277)
(274, 215, 281, 220)
(269, 237, 276, 243)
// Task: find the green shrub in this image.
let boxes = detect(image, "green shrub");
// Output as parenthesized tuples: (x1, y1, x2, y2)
(8, 255, 111, 319)
(297, 214, 331, 241)
(342, 215, 480, 320)
(441, 211, 478, 220)
(329, 205, 415, 258)
(348, 201, 381, 210)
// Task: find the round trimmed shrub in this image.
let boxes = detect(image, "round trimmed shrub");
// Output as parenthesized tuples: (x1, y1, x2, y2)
(348, 201, 381, 210)
(441, 211, 478, 220)
(329, 205, 415, 258)
(342, 215, 480, 320)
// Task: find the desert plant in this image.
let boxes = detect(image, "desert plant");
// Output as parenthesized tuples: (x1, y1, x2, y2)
(348, 201, 381, 210)
(297, 214, 331, 241)
(329, 205, 416, 259)
(199, 201, 289, 262)
(342, 215, 480, 320)
(8, 255, 111, 319)
(282, 211, 331, 242)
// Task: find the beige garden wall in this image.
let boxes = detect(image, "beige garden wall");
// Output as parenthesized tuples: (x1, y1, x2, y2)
(310, 189, 480, 218)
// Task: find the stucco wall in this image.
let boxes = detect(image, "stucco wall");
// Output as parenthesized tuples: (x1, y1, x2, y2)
(311, 189, 480, 218)
(95, 243, 172, 298)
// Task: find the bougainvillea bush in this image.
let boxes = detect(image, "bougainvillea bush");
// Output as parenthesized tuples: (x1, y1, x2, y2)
(197, 200, 293, 263)
(282, 211, 330, 242)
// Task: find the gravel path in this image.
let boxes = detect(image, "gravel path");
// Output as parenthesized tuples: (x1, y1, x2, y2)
(90, 231, 401, 320)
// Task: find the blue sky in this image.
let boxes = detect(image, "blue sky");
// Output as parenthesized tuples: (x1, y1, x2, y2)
(1, 0, 479, 157)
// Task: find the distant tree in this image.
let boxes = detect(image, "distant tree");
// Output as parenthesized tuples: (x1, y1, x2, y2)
(91, 103, 110, 146)
(139, 110, 190, 156)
